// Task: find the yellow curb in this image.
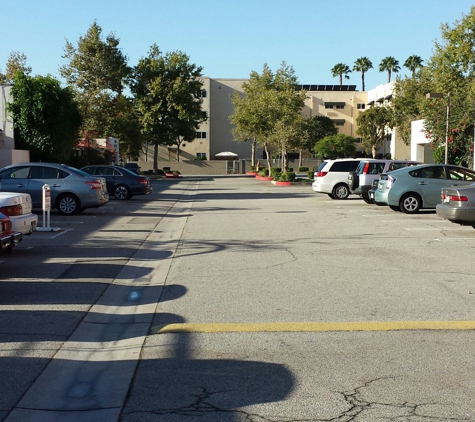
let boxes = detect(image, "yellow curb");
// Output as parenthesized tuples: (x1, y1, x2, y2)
(152, 321, 475, 334)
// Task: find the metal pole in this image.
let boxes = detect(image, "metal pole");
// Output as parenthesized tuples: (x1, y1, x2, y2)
(473, 101, 475, 170)
(445, 93, 450, 165)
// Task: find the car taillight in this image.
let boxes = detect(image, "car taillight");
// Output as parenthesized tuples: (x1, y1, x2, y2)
(1, 220, 12, 232)
(138, 177, 148, 185)
(386, 176, 396, 189)
(362, 162, 370, 174)
(316, 171, 328, 177)
(445, 195, 468, 202)
(85, 180, 103, 190)
(0, 205, 22, 216)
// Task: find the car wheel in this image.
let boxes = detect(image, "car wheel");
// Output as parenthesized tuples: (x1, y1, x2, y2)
(375, 202, 386, 207)
(362, 196, 372, 204)
(57, 194, 80, 215)
(389, 205, 400, 211)
(327, 193, 335, 199)
(399, 193, 421, 214)
(114, 185, 131, 200)
(332, 183, 349, 199)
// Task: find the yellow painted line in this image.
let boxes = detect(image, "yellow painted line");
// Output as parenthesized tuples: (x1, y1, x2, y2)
(152, 321, 475, 334)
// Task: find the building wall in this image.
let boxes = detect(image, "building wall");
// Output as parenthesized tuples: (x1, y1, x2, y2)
(0, 84, 29, 166)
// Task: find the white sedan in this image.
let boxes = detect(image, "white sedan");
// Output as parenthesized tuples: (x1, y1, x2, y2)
(0, 192, 38, 235)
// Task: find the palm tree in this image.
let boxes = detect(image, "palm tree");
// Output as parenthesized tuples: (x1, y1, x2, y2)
(403, 55, 424, 77)
(379, 57, 400, 83)
(353, 57, 373, 91)
(331, 63, 352, 86)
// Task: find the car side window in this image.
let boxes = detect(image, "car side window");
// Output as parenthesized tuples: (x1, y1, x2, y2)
(412, 166, 445, 179)
(388, 163, 406, 172)
(97, 167, 114, 176)
(0, 167, 30, 179)
(113, 168, 123, 176)
(30, 166, 59, 179)
(449, 167, 475, 181)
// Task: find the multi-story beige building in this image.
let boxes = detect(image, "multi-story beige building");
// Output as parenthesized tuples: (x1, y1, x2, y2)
(156, 78, 408, 163)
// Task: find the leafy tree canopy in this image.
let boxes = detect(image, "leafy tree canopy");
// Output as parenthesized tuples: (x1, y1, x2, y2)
(356, 105, 394, 157)
(8, 73, 82, 162)
(312, 133, 357, 159)
(0, 52, 32, 83)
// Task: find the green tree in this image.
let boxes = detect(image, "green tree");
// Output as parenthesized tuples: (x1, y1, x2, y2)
(379, 56, 400, 83)
(403, 55, 424, 77)
(312, 133, 357, 159)
(0, 51, 32, 83)
(230, 62, 306, 173)
(230, 64, 275, 166)
(60, 21, 130, 138)
(356, 105, 394, 157)
(331, 63, 352, 86)
(353, 57, 373, 91)
(131, 44, 206, 172)
(304, 115, 338, 149)
(8, 73, 82, 162)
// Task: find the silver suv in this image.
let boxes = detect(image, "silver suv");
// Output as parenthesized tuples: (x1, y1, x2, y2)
(348, 159, 421, 203)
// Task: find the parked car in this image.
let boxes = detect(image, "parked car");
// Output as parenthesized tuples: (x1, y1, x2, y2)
(348, 159, 421, 203)
(80, 165, 152, 200)
(0, 163, 109, 215)
(0, 192, 38, 235)
(123, 163, 141, 175)
(373, 164, 475, 213)
(436, 184, 475, 228)
(312, 159, 361, 199)
(0, 211, 22, 253)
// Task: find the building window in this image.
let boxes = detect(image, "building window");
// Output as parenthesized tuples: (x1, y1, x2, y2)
(196, 153, 207, 160)
(196, 132, 207, 139)
(198, 89, 207, 98)
(332, 119, 345, 127)
(335, 104, 344, 109)
(357, 103, 366, 109)
(325, 104, 334, 109)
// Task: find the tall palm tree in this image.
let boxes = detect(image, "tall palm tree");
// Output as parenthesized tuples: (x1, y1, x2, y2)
(353, 57, 373, 91)
(403, 55, 424, 77)
(379, 56, 400, 83)
(331, 63, 352, 86)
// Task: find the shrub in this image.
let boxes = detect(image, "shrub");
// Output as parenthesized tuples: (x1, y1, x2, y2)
(249, 165, 258, 172)
(307, 170, 315, 179)
(279, 172, 295, 182)
(299, 166, 309, 172)
(258, 168, 269, 176)
(163, 166, 171, 172)
(270, 167, 281, 179)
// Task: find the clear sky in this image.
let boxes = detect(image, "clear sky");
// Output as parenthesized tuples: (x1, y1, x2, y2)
(2, 0, 475, 91)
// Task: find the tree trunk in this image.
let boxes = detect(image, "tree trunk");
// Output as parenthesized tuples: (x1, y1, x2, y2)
(264, 143, 271, 176)
(298, 150, 303, 168)
(153, 142, 159, 174)
(282, 145, 287, 172)
(372, 144, 377, 158)
(251, 139, 256, 166)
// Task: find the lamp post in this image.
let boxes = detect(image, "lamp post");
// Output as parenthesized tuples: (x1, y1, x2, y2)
(426, 92, 450, 164)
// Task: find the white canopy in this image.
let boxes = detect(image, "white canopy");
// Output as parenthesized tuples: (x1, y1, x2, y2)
(215, 151, 238, 157)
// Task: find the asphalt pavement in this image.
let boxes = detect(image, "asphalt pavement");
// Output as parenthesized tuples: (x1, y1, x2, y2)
(1, 175, 475, 421)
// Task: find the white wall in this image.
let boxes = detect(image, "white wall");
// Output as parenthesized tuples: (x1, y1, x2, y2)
(410, 119, 434, 163)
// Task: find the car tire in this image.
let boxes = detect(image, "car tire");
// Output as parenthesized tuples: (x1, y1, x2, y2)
(114, 185, 131, 200)
(375, 202, 386, 206)
(389, 205, 400, 211)
(348, 171, 358, 190)
(332, 183, 350, 199)
(57, 194, 80, 215)
(362, 196, 372, 204)
(399, 193, 421, 214)
(327, 193, 335, 199)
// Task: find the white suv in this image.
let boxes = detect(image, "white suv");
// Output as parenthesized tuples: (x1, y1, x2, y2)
(348, 159, 421, 203)
(312, 159, 361, 199)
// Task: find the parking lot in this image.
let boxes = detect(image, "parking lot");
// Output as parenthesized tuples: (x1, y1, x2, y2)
(1, 175, 475, 421)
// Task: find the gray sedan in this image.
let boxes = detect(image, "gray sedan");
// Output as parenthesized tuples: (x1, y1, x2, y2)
(436, 184, 475, 228)
(0, 162, 109, 215)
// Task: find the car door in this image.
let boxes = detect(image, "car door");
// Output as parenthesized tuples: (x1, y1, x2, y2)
(95, 167, 116, 193)
(414, 166, 450, 206)
(28, 165, 66, 207)
(0, 165, 32, 199)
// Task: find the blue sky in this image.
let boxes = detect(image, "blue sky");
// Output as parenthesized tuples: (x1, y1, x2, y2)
(2, 0, 475, 91)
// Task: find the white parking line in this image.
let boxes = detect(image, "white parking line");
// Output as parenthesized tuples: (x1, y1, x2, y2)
(50, 229, 73, 238)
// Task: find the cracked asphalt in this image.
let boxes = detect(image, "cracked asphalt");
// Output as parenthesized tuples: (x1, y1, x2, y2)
(1, 175, 475, 421)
